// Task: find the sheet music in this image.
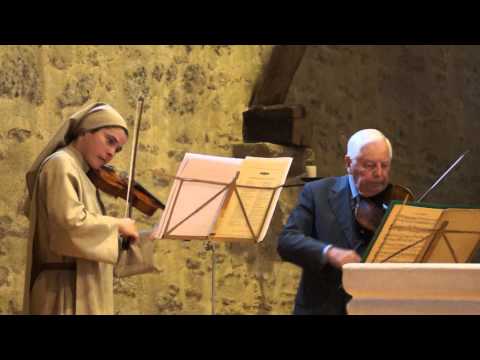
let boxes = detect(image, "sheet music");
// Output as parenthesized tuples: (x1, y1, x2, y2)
(152, 153, 242, 239)
(365, 204, 444, 263)
(213, 156, 292, 242)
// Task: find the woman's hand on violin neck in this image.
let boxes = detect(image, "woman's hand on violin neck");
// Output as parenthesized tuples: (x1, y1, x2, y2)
(325, 246, 361, 269)
(118, 218, 140, 243)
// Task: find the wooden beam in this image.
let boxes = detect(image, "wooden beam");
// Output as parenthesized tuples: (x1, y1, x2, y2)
(249, 45, 307, 107)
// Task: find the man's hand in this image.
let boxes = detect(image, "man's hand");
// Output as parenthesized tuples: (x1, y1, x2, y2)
(325, 246, 361, 269)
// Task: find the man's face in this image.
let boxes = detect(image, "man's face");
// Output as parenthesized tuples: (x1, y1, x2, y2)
(345, 140, 391, 198)
(78, 127, 128, 170)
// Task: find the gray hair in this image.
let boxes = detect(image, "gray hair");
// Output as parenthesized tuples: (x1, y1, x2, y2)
(347, 129, 392, 159)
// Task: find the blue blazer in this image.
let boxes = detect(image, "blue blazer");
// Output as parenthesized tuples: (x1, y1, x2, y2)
(278, 175, 361, 315)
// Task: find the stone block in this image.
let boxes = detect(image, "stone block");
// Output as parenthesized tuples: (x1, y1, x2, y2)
(242, 104, 310, 146)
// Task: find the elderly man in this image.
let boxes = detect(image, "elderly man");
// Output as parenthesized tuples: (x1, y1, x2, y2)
(278, 129, 393, 315)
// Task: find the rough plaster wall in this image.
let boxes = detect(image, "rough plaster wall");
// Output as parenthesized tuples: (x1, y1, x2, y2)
(287, 45, 480, 206)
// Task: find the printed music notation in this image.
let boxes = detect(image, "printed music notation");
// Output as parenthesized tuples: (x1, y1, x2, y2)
(364, 203, 480, 263)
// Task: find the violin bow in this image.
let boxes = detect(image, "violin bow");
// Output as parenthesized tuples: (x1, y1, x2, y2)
(124, 96, 144, 218)
(417, 150, 469, 202)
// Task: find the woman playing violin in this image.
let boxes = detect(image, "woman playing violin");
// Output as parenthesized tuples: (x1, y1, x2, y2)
(278, 129, 398, 314)
(23, 102, 155, 315)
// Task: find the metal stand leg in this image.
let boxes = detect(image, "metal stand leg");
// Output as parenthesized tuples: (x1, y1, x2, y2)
(205, 241, 216, 315)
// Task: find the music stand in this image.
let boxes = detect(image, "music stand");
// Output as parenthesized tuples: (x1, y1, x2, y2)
(159, 172, 286, 314)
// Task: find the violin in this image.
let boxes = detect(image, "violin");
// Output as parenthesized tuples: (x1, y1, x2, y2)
(354, 150, 469, 233)
(89, 96, 164, 251)
(88, 165, 165, 217)
(354, 183, 414, 232)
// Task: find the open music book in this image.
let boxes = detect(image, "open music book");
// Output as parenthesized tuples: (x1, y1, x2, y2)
(151, 153, 292, 243)
(363, 201, 480, 263)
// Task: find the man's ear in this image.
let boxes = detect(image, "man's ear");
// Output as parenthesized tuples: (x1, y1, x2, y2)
(344, 155, 352, 174)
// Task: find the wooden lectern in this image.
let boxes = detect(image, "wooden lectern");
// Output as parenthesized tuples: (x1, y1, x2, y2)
(342, 263, 480, 315)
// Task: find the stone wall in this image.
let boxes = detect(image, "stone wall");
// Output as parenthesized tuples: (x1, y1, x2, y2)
(1, 45, 479, 314)
(0, 45, 300, 314)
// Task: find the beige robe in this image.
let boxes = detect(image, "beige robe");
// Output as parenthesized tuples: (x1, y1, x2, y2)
(23, 144, 154, 315)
